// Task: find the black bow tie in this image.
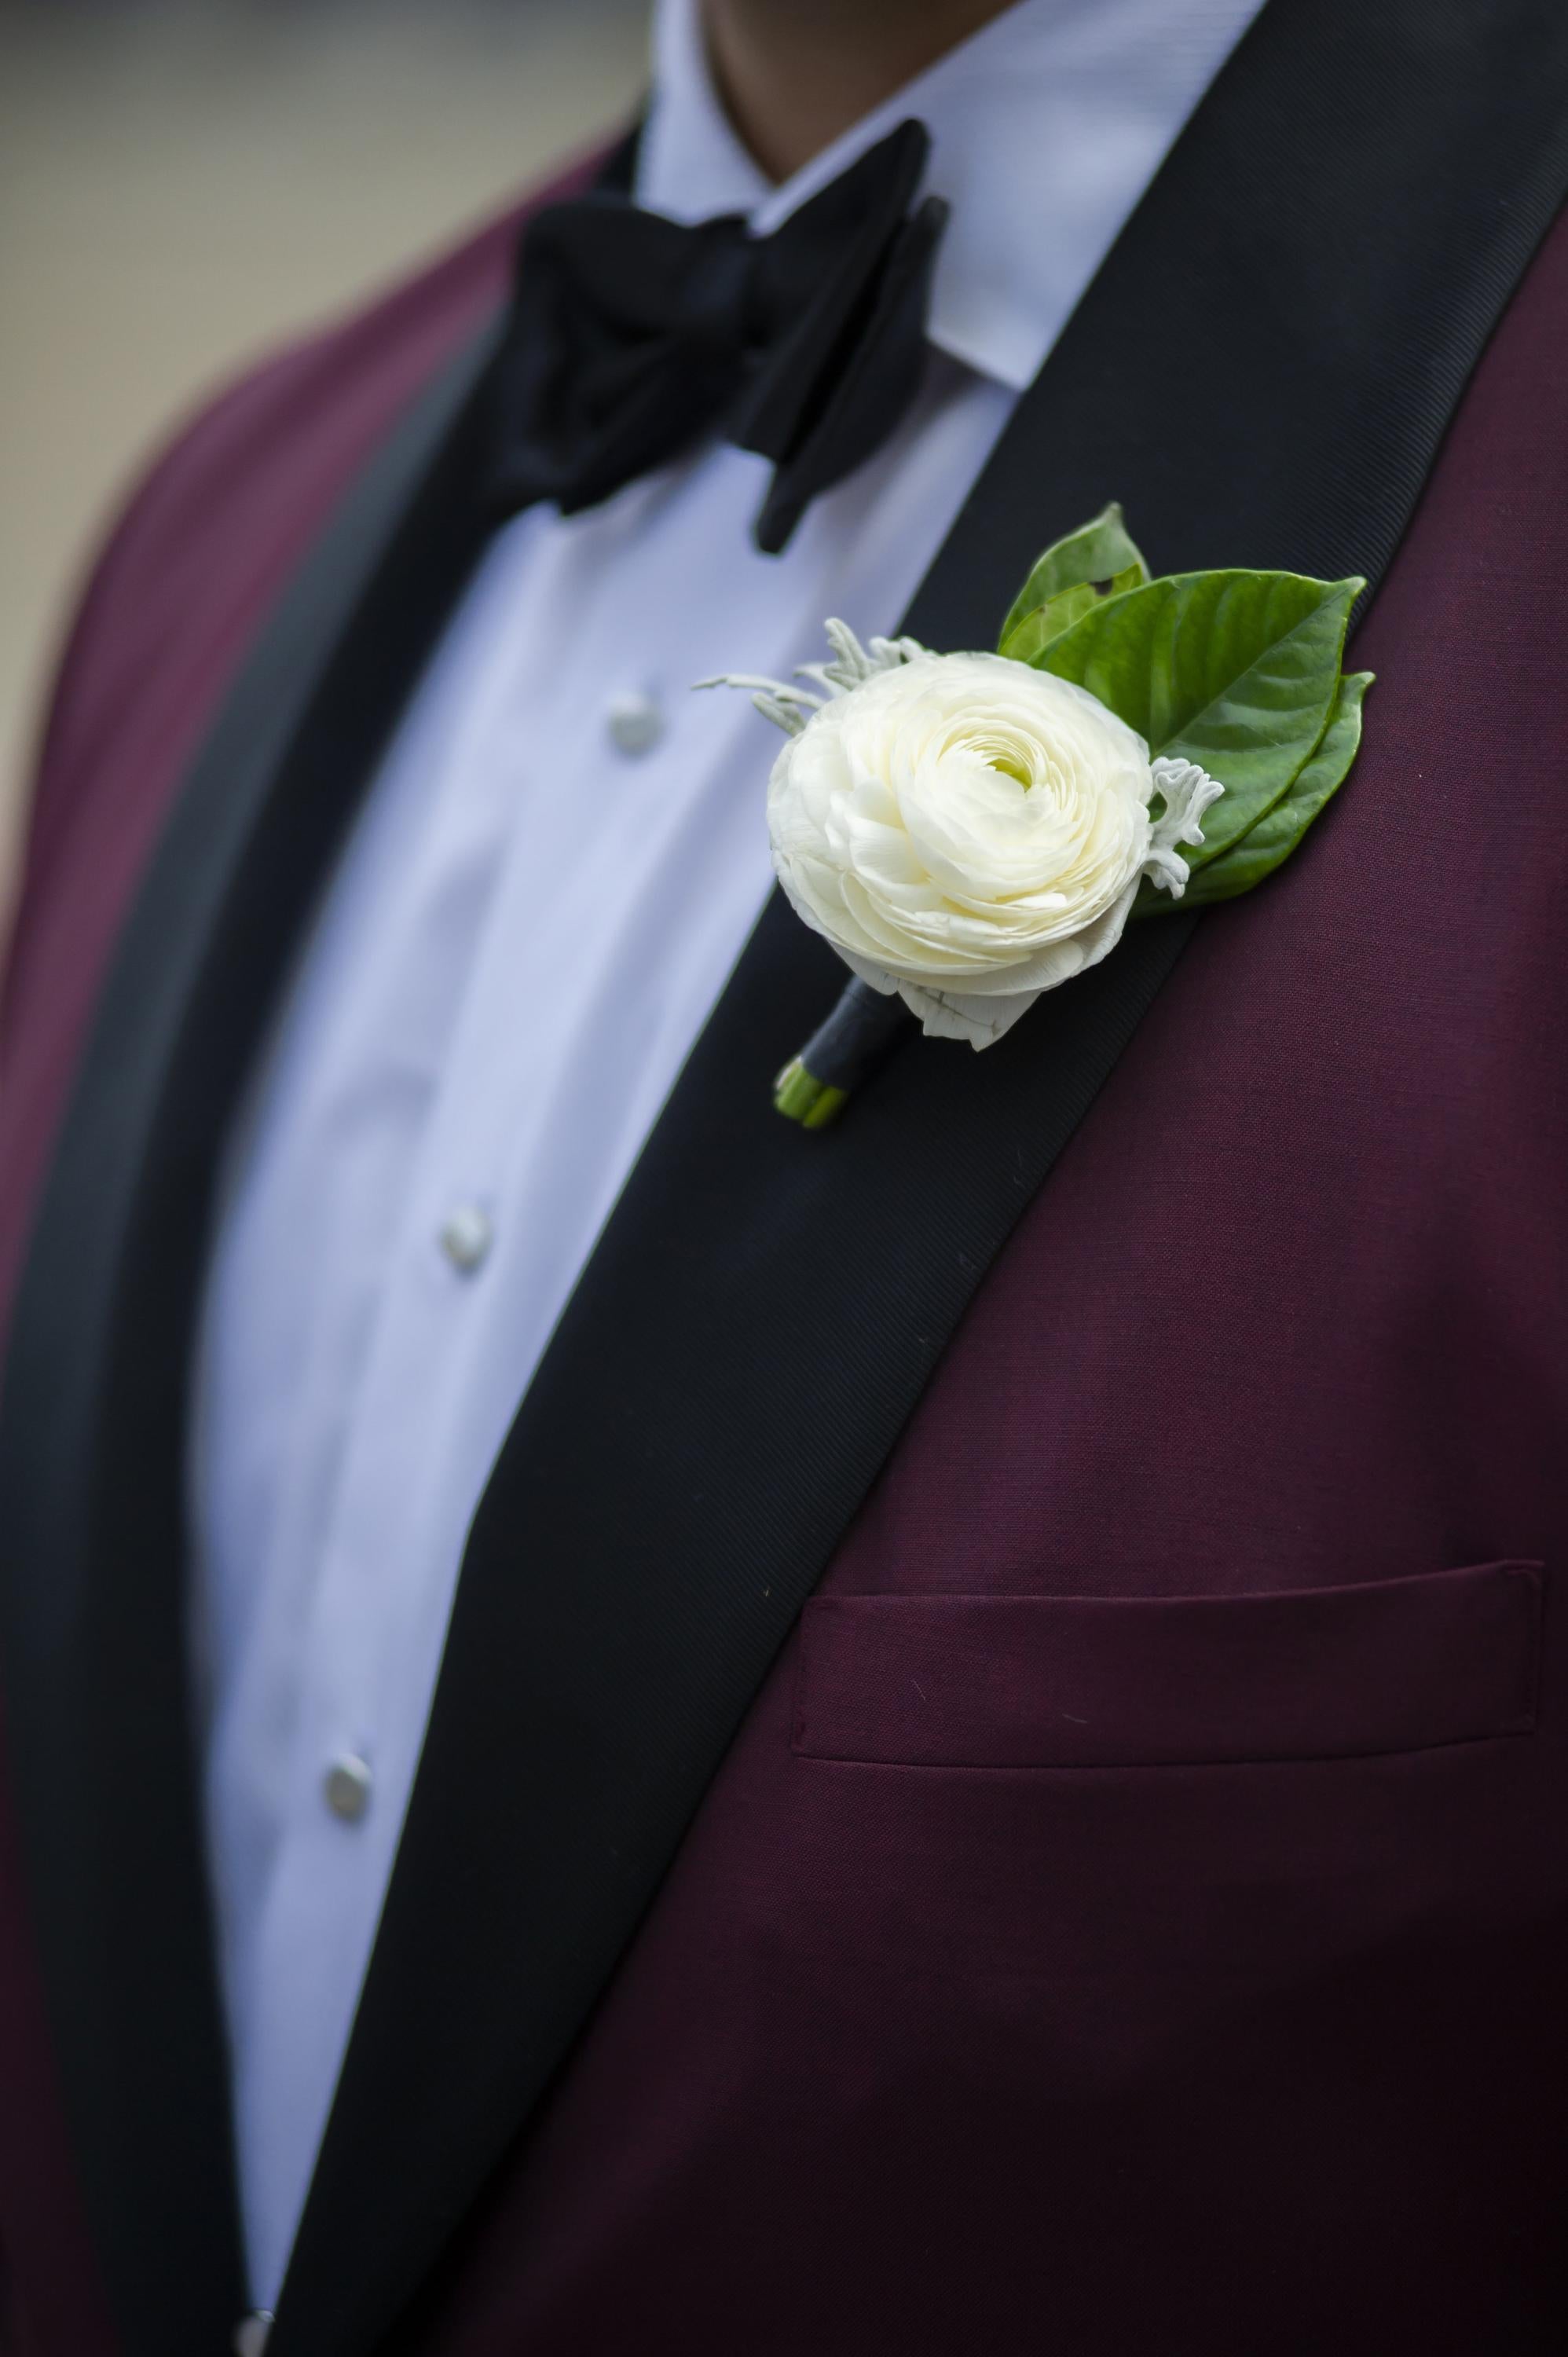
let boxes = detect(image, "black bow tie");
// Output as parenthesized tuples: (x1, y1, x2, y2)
(488, 119, 948, 555)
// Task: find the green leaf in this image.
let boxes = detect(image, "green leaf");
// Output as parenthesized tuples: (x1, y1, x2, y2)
(1179, 669, 1372, 907)
(997, 503, 1151, 655)
(1037, 569, 1363, 864)
(999, 562, 1146, 667)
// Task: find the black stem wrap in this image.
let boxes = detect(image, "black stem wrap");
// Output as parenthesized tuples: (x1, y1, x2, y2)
(798, 977, 917, 1092)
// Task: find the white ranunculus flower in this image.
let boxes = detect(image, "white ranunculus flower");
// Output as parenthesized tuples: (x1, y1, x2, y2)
(705, 622, 1223, 1048)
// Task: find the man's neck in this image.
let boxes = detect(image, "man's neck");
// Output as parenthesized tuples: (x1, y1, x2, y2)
(699, 0, 1023, 183)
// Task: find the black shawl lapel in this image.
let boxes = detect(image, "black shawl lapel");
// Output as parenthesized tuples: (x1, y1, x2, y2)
(276, 4, 1568, 2352)
(0, 325, 504, 2355)
(2, 6, 1566, 2354)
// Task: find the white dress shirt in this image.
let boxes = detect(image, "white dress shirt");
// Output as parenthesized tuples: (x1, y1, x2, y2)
(189, 0, 1267, 2306)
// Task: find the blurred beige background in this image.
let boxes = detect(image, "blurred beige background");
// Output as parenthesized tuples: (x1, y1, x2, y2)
(0, 0, 650, 919)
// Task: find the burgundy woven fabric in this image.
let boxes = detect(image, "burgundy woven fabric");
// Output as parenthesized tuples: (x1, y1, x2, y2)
(402, 207, 1568, 2355)
(0, 150, 600, 2357)
(4, 156, 1568, 2357)
(792, 1565, 1544, 1769)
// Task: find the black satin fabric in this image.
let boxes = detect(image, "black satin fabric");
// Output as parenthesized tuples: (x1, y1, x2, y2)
(487, 118, 948, 553)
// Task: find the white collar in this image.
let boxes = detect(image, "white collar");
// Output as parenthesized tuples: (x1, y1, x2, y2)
(638, 0, 1269, 393)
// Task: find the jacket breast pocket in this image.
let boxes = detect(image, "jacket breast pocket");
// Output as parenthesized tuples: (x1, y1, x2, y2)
(792, 1561, 1544, 1769)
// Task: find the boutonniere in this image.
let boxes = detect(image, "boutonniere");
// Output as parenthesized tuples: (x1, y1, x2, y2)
(703, 505, 1372, 1127)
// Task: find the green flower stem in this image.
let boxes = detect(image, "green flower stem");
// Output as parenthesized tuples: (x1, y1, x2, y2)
(774, 1059, 850, 1129)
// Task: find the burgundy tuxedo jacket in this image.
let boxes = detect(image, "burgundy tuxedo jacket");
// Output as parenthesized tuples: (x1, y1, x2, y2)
(5, 3, 1568, 2352)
